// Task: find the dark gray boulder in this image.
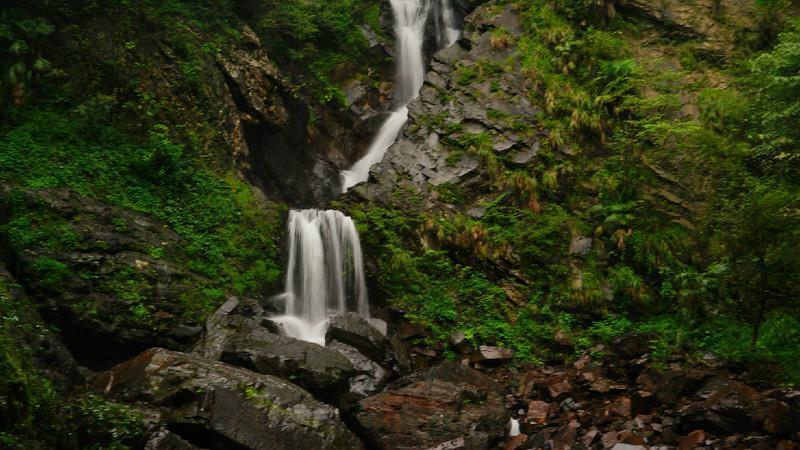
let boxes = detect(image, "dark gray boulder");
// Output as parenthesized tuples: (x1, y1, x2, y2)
(93, 348, 363, 450)
(328, 340, 390, 399)
(325, 313, 394, 367)
(217, 322, 356, 403)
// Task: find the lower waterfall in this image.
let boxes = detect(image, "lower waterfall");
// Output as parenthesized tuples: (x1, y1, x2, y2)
(270, 209, 369, 345)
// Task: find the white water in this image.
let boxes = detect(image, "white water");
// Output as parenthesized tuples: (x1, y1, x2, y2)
(271, 210, 369, 345)
(273, 2, 462, 344)
(341, 0, 461, 191)
(508, 418, 521, 437)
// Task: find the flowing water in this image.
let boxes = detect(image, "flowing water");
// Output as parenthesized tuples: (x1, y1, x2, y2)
(341, 0, 461, 191)
(271, 210, 368, 345)
(275, 1, 462, 344)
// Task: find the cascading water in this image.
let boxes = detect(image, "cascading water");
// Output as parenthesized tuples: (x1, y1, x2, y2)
(274, 1, 462, 345)
(341, 0, 461, 191)
(271, 210, 369, 345)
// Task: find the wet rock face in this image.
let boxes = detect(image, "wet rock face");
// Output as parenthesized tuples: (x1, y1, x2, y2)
(355, 361, 509, 450)
(617, 0, 758, 55)
(365, 3, 541, 207)
(214, 23, 398, 206)
(93, 348, 364, 450)
(217, 29, 344, 206)
(0, 187, 204, 369)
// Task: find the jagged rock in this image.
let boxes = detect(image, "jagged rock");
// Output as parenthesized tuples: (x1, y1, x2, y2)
(328, 340, 390, 399)
(569, 236, 593, 257)
(618, 0, 757, 55)
(679, 429, 707, 449)
(215, 38, 288, 127)
(366, 3, 540, 208)
(93, 348, 363, 450)
(677, 379, 762, 435)
(477, 345, 515, 362)
(526, 400, 551, 425)
(545, 376, 574, 400)
(325, 313, 394, 366)
(217, 322, 355, 403)
(612, 332, 658, 358)
(355, 361, 509, 449)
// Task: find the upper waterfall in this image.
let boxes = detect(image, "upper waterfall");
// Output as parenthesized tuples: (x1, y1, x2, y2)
(271, 209, 369, 345)
(341, 0, 461, 191)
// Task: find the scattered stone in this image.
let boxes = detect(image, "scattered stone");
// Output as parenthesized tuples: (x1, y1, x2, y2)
(611, 396, 632, 418)
(526, 400, 551, 425)
(478, 345, 515, 361)
(545, 376, 573, 400)
(677, 380, 760, 435)
(602, 431, 620, 448)
(612, 332, 657, 358)
(569, 236, 593, 257)
(504, 434, 528, 450)
(611, 444, 648, 450)
(679, 429, 707, 449)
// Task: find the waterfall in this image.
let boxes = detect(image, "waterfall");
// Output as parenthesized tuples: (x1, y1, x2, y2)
(271, 210, 369, 346)
(341, 0, 461, 191)
(272, 2, 463, 345)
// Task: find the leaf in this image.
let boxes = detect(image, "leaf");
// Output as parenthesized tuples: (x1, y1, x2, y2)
(33, 57, 50, 72)
(9, 39, 28, 55)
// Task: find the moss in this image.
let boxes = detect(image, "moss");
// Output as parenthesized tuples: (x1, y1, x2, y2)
(0, 105, 283, 324)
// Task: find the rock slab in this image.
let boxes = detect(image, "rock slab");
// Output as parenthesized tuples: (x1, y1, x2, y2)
(93, 348, 363, 450)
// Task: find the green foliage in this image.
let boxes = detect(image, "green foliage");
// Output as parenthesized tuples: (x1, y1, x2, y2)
(0, 277, 57, 445)
(0, 105, 283, 319)
(243, 0, 383, 105)
(0, 9, 53, 108)
(66, 393, 146, 448)
(746, 19, 800, 177)
(709, 183, 800, 344)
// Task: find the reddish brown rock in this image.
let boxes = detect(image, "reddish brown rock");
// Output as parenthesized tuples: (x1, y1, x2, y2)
(591, 378, 612, 394)
(546, 377, 573, 400)
(679, 429, 707, 449)
(612, 396, 633, 418)
(574, 354, 591, 370)
(582, 428, 599, 447)
(504, 434, 528, 450)
(355, 361, 508, 449)
(526, 400, 551, 425)
(601, 431, 620, 448)
(552, 420, 580, 450)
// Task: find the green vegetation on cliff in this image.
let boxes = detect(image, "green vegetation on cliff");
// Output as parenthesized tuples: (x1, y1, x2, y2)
(343, 0, 800, 383)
